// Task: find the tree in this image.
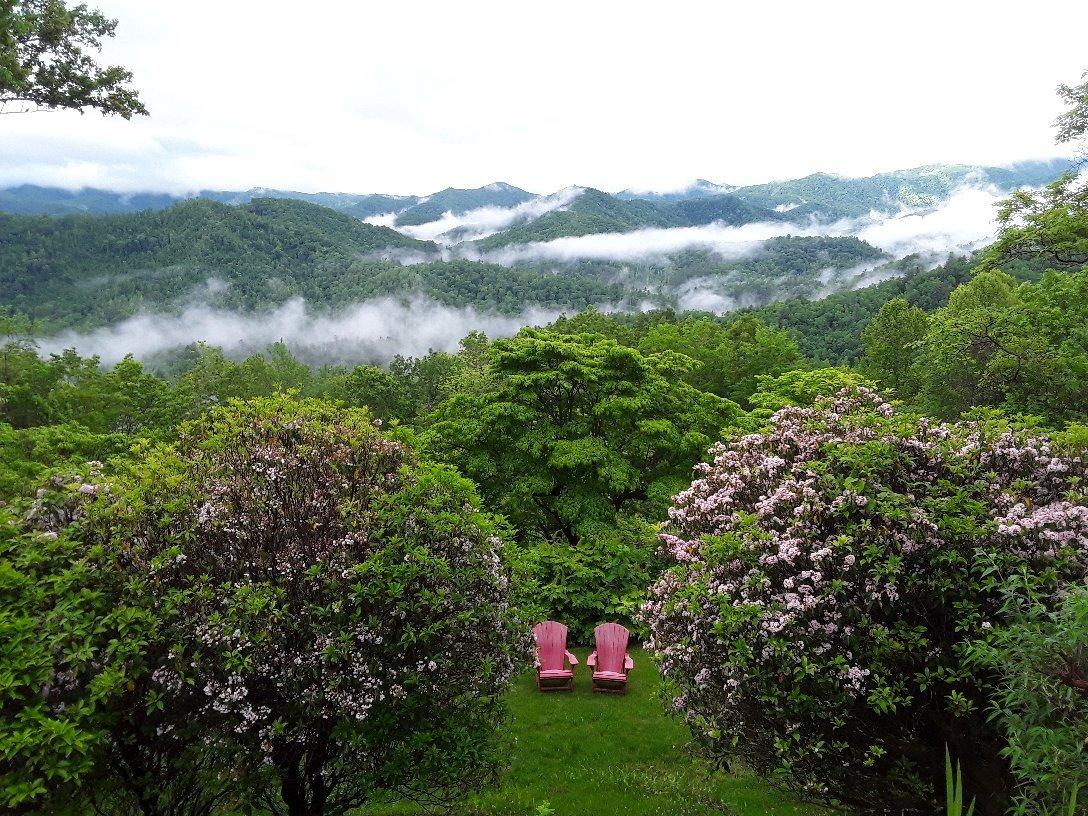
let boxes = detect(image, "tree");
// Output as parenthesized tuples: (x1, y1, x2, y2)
(427, 330, 742, 550)
(982, 174, 1088, 272)
(859, 297, 928, 397)
(643, 389, 1088, 816)
(916, 268, 1088, 422)
(1, 0, 146, 117)
(425, 331, 742, 637)
(1056, 69, 1087, 160)
(88, 396, 523, 816)
(747, 366, 872, 415)
(638, 315, 802, 406)
(981, 70, 1088, 271)
(324, 364, 409, 420)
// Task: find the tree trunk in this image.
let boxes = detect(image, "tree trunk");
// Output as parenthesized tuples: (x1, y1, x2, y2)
(279, 754, 311, 816)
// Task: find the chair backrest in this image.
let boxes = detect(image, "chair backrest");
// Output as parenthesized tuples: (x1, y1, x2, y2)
(533, 621, 569, 672)
(593, 622, 630, 674)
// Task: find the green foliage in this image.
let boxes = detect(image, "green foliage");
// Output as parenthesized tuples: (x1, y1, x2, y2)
(1, 340, 186, 433)
(1055, 70, 1087, 158)
(509, 516, 662, 643)
(0, 473, 153, 811)
(981, 173, 1088, 273)
(426, 331, 741, 631)
(916, 268, 1088, 422)
(426, 330, 742, 551)
(637, 315, 802, 405)
(0, 198, 436, 329)
(10, 396, 526, 816)
(742, 254, 978, 363)
(746, 366, 872, 414)
(0, 420, 126, 496)
(972, 573, 1088, 816)
(0, 0, 146, 117)
(646, 392, 1088, 815)
(0, 200, 631, 331)
(859, 297, 929, 397)
(945, 748, 976, 816)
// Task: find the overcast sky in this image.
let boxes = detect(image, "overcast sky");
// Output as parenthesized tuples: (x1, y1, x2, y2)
(1, 0, 1084, 196)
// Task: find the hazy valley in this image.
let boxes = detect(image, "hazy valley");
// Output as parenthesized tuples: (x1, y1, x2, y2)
(0, 158, 1071, 364)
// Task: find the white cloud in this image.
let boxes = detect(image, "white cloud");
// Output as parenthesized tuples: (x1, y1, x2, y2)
(479, 222, 789, 265)
(850, 186, 1001, 256)
(35, 295, 575, 365)
(0, 1, 1082, 194)
(470, 184, 1008, 266)
(397, 187, 585, 243)
(363, 212, 400, 228)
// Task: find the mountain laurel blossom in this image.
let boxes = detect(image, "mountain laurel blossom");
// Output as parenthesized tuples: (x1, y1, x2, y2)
(643, 388, 1088, 815)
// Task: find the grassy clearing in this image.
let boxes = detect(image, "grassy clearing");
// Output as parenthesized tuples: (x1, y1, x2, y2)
(374, 648, 814, 816)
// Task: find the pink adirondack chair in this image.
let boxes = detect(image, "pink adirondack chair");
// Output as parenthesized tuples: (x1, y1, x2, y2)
(587, 622, 634, 694)
(533, 621, 579, 692)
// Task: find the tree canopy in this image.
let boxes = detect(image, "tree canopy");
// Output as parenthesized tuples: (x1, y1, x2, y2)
(0, 0, 145, 116)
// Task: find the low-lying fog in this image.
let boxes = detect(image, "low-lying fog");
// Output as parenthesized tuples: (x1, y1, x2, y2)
(36, 296, 582, 367)
(34, 184, 1007, 366)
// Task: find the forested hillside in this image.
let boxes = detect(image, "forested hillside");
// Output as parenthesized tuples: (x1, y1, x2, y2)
(473, 188, 787, 248)
(727, 160, 1073, 218)
(393, 182, 537, 225)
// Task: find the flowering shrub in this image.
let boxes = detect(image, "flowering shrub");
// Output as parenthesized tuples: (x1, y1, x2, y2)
(83, 397, 525, 816)
(0, 464, 155, 812)
(644, 389, 1088, 816)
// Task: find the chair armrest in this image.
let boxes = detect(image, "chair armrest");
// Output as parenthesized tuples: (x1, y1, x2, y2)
(565, 650, 579, 666)
(586, 652, 597, 669)
(624, 653, 634, 671)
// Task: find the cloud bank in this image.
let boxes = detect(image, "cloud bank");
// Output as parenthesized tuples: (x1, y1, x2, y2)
(467, 184, 1005, 266)
(479, 221, 792, 265)
(36, 295, 574, 366)
(395, 187, 585, 244)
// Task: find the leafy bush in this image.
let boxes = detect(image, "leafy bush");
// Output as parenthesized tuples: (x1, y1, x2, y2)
(4, 396, 526, 816)
(643, 388, 1088, 816)
(0, 465, 152, 811)
(509, 515, 662, 643)
(973, 574, 1088, 816)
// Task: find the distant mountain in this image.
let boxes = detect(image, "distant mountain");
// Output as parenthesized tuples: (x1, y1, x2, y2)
(201, 189, 421, 220)
(0, 198, 435, 329)
(393, 183, 537, 226)
(615, 179, 735, 202)
(0, 159, 1071, 246)
(0, 184, 422, 219)
(0, 184, 183, 216)
(727, 159, 1074, 220)
(472, 189, 671, 248)
(474, 189, 785, 248)
(469, 160, 1073, 248)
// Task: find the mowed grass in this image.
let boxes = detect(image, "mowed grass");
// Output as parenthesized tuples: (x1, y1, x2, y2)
(373, 648, 814, 816)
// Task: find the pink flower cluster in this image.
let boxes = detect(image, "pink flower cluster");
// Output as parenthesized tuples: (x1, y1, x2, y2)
(642, 388, 1088, 787)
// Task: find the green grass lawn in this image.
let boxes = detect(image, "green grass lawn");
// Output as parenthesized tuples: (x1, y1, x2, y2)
(375, 648, 814, 816)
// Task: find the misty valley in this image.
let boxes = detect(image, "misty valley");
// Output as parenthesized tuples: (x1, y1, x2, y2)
(0, 159, 1070, 366)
